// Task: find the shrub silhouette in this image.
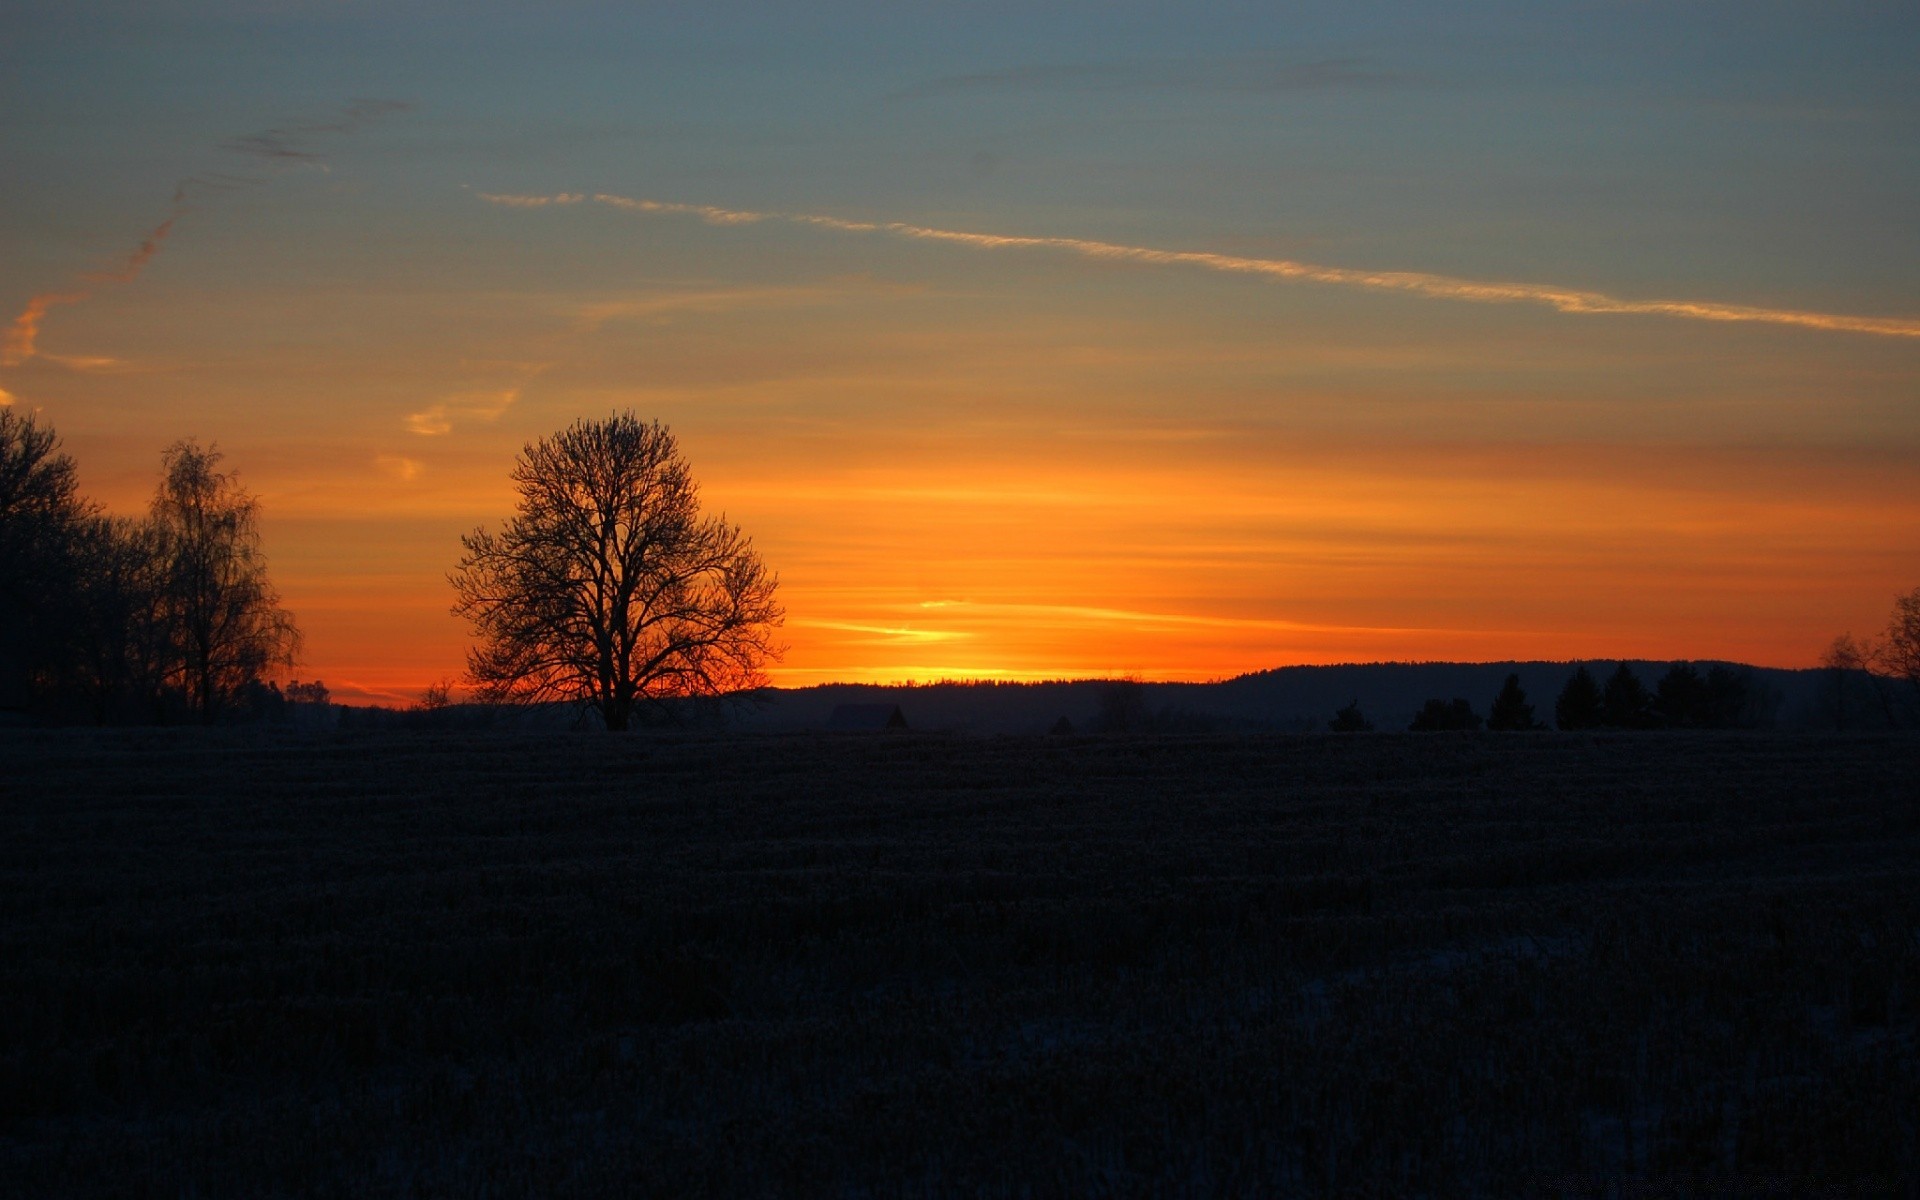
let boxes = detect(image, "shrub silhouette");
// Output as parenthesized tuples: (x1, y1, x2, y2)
(1409, 697, 1482, 731)
(1328, 700, 1373, 732)
(1702, 665, 1754, 728)
(1093, 679, 1150, 733)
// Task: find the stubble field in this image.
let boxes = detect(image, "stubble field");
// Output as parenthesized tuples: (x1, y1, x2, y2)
(2, 729, 1917, 1196)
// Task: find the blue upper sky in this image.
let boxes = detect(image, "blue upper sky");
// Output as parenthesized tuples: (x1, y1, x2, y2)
(7, 0, 1916, 306)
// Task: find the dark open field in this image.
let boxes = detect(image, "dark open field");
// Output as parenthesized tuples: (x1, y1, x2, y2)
(3, 730, 1917, 1197)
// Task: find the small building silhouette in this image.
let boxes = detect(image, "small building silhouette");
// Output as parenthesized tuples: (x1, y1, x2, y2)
(826, 703, 909, 732)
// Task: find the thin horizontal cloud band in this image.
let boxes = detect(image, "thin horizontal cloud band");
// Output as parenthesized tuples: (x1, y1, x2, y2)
(478, 191, 1920, 341)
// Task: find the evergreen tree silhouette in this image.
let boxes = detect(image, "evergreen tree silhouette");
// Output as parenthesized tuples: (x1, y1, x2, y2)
(1602, 664, 1654, 729)
(1655, 662, 1708, 728)
(1555, 666, 1604, 730)
(1487, 674, 1542, 730)
(1703, 665, 1751, 729)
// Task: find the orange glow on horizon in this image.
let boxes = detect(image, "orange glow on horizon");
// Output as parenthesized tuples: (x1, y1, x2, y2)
(220, 439, 1920, 704)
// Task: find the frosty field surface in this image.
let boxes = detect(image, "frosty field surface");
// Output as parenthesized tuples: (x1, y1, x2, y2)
(3, 729, 1916, 1196)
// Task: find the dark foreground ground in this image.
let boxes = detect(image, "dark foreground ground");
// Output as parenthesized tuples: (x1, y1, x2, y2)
(2, 730, 1917, 1197)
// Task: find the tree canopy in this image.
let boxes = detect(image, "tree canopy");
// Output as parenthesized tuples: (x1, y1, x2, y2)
(1883, 587, 1920, 700)
(450, 413, 783, 730)
(0, 411, 92, 712)
(0, 418, 298, 723)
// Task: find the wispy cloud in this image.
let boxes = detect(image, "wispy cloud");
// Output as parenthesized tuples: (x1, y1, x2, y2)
(35, 352, 154, 374)
(572, 283, 903, 333)
(222, 98, 414, 164)
(82, 215, 179, 285)
(475, 191, 584, 208)
(917, 599, 1437, 636)
(583, 194, 767, 225)
(480, 191, 1920, 341)
(373, 454, 424, 481)
(891, 56, 1412, 102)
(793, 619, 970, 644)
(407, 387, 523, 436)
(1, 99, 411, 368)
(1, 293, 86, 367)
(0, 387, 14, 407)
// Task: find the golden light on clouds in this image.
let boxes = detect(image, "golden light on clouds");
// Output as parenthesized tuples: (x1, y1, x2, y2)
(2, 293, 85, 367)
(472, 191, 584, 208)
(406, 388, 522, 436)
(374, 454, 423, 481)
(3, 217, 183, 367)
(405, 409, 454, 436)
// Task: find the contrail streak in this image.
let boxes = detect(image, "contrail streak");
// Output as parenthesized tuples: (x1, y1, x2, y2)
(83, 215, 179, 284)
(3, 217, 180, 366)
(479, 190, 1920, 341)
(3, 100, 410, 369)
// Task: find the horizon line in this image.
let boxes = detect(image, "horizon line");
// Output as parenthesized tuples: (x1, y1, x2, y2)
(322, 654, 1829, 707)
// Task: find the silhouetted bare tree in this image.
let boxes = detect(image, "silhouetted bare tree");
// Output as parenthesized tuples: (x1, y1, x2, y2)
(450, 414, 783, 730)
(413, 678, 455, 712)
(0, 421, 298, 723)
(1821, 635, 1870, 730)
(150, 441, 301, 721)
(1878, 587, 1920, 706)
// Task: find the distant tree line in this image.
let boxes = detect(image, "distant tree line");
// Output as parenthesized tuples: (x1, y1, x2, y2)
(0, 411, 299, 724)
(1335, 663, 1779, 733)
(1550, 662, 1769, 730)
(1090, 678, 1221, 734)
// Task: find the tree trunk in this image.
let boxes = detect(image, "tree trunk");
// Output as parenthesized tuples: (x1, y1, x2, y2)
(199, 658, 217, 724)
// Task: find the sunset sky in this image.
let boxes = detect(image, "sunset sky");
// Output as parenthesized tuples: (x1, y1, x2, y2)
(4, 2, 1917, 703)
